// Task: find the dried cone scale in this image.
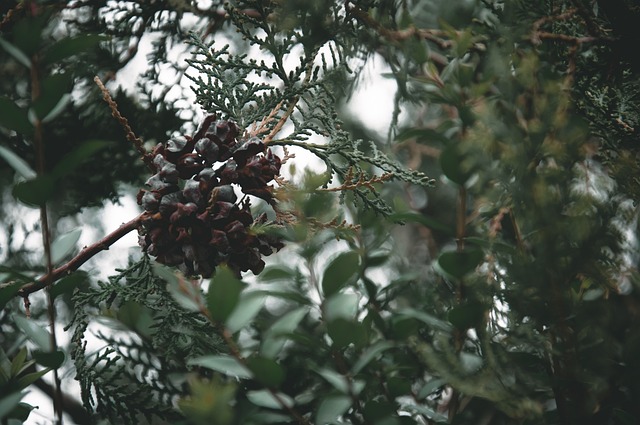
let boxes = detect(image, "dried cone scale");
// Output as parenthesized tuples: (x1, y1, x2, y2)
(137, 115, 283, 277)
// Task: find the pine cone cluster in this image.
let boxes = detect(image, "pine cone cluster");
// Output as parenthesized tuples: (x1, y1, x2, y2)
(137, 116, 283, 277)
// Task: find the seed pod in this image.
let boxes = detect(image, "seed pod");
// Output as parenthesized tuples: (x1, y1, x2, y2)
(137, 116, 284, 278)
(166, 136, 189, 153)
(196, 137, 220, 164)
(211, 185, 237, 204)
(141, 191, 161, 212)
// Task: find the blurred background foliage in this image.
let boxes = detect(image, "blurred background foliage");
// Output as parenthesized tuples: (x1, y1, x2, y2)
(1, 0, 640, 424)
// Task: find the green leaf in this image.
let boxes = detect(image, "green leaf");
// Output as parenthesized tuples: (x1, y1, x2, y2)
(42, 34, 108, 64)
(316, 395, 352, 424)
(316, 368, 349, 393)
(246, 390, 294, 410)
(50, 228, 82, 265)
(41, 93, 71, 123)
(404, 404, 448, 422)
(51, 140, 112, 179)
(226, 292, 266, 333)
(12, 175, 56, 207)
(11, 14, 46, 56)
(324, 292, 359, 321)
(352, 341, 395, 374)
(15, 368, 50, 389)
(0, 146, 35, 180)
(440, 143, 469, 185)
(417, 378, 446, 399)
(0, 99, 32, 135)
(0, 37, 31, 68)
(386, 377, 412, 397)
(259, 265, 298, 282)
(363, 400, 397, 423)
(155, 264, 203, 312)
(207, 266, 245, 322)
(322, 251, 360, 297)
(448, 302, 485, 330)
(9, 348, 28, 377)
(0, 392, 25, 420)
(261, 307, 308, 358)
(13, 315, 51, 351)
(31, 73, 72, 121)
(365, 251, 390, 267)
(188, 355, 252, 379)
(437, 249, 484, 280)
(7, 402, 33, 422)
(32, 350, 65, 369)
(327, 319, 367, 348)
(396, 308, 453, 332)
(246, 356, 285, 388)
(0, 281, 22, 310)
(50, 271, 88, 299)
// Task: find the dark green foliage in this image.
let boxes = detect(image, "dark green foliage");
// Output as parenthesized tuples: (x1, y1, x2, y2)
(2, 1, 640, 424)
(68, 255, 224, 423)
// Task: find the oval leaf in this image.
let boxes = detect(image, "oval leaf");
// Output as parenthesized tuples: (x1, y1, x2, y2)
(155, 264, 203, 312)
(352, 341, 395, 374)
(246, 390, 294, 410)
(13, 315, 51, 351)
(51, 140, 111, 179)
(226, 292, 266, 333)
(188, 355, 252, 379)
(247, 356, 285, 388)
(50, 228, 82, 265)
(0, 99, 32, 135)
(207, 266, 245, 322)
(316, 395, 352, 424)
(12, 175, 55, 207)
(32, 350, 65, 369)
(322, 251, 360, 297)
(448, 302, 485, 330)
(324, 292, 359, 321)
(0, 281, 23, 310)
(261, 307, 308, 358)
(0, 392, 26, 420)
(0, 37, 31, 67)
(440, 144, 469, 185)
(437, 249, 484, 280)
(327, 318, 367, 348)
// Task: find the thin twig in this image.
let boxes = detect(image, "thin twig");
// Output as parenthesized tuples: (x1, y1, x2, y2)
(1, 213, 146, 298)
(30, 43, 65, 424)
(317, 168, 394, 193)
(263, 54, 315, 144)
(93, 76, 155, 171)
(0, 2, 24, 31)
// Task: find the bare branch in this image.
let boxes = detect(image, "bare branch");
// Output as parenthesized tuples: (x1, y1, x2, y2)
(1, 213, 146, 298)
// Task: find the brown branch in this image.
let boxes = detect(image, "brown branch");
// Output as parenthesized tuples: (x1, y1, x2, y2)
(0, 2, 24, 32)
(317, 168, 394, 193)
(346, 1, 486, 56)
(93, 76, 155, 171)
(568, 0, 601, 37)
(530, 7, 613, 46)
(1, 213, 146, 298)
(264, 50, 316, 145)
(535, 31, 599, 45)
